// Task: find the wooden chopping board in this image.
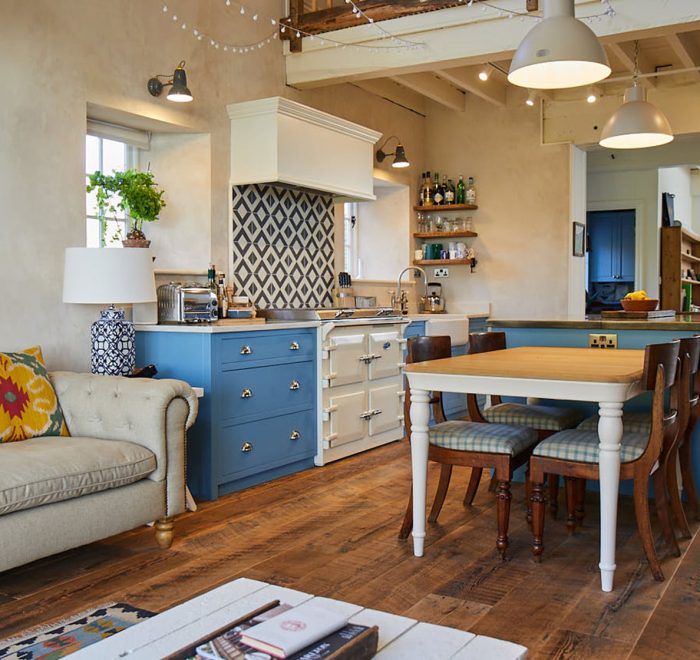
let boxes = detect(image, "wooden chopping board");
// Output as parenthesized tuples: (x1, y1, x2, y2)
(215, 317, 264, 325)
(600, 309, 676, 319)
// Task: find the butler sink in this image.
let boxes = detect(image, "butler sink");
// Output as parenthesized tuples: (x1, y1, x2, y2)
(423, 314, 469, 346)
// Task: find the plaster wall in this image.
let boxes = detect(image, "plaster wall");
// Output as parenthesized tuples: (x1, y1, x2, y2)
(692, 171, 700, 233)
(0, 0, 425, 370)
(586, 169, 659, 298)
(423, 91, 570, 318)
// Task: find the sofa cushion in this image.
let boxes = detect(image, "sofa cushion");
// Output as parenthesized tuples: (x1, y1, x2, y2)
(0, 346, 69, 443)
(0, 436, 156, 515)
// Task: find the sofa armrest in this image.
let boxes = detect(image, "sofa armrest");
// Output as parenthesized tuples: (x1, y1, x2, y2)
(51, 372, 198, 515)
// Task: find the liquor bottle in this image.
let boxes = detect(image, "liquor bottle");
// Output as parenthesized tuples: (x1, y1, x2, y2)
(466, 176, 477, 205)
(456, 175, 465, 204)
(207, 263, 216, 289)
(418, 172, 425, 205)
(422, 171, 433, 206)
(445, 178, 455, 205)
(441, 175, 450, 205)
(217, 273, 228, 319)
(432, 172, 444, 205)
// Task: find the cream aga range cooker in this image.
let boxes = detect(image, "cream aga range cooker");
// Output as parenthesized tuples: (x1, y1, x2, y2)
(259, 308, 409, 465)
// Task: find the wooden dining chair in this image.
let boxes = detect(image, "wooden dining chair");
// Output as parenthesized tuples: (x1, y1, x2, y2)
(573, 336, 700, 538)
(467, 332, 586, 519)
(398, 335, 540, 558)
(529, 340, 681, 581)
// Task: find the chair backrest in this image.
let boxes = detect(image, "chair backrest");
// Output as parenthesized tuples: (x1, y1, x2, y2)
(469, 331, 506, 355)
(640, 340, 680, 468)
(467, 331, 507, 416)
(675, 336, 700, 438)
(404, 336, 452, 438)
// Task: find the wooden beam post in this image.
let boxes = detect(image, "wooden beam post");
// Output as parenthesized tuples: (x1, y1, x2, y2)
(289, 0, 303, 53)
(526, 0, 539, 11)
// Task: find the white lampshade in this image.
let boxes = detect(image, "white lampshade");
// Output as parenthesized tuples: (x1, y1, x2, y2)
(599, 85, 674, 149)
(508, 0, 611, 90)
(63, 247, 157, 304)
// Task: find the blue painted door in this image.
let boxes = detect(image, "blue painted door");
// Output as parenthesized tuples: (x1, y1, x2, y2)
(588, 210, 635, 285)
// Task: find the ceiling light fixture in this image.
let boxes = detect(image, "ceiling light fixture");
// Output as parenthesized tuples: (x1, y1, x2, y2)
(508, 0, 611, 90)
(599, 42, 673, 149)
(376, 136, 410, 169)
(525, 90, 537, 107)
(147, 60, 193, 103)
(586, 87, 599, 103)
(478, 68, 490, 82)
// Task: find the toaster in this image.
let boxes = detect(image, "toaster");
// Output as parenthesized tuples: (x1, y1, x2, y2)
(157, 283, 218, 324)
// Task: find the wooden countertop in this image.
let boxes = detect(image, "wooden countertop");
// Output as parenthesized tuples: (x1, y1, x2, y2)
(488, 314, 700, 331)
(406, 346, 645, 383)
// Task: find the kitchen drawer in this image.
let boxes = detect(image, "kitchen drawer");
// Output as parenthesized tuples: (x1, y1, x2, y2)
(220, 361, 314, 421)
(220, 330, 315, 365)
(219, 409, 315, 480)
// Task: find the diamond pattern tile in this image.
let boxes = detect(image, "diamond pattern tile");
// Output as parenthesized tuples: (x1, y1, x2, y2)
(231, 184, 335, 308)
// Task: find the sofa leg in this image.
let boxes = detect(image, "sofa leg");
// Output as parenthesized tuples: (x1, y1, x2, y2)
(155, 517, 174, 549)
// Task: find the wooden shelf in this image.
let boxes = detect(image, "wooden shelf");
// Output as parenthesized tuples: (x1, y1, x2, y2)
(413, 230, 477, 239)
(681, 278, 700, 286)
(413, 259, 472, 266)
(681, 253, 700, 264)
(413, 204, 478, 212)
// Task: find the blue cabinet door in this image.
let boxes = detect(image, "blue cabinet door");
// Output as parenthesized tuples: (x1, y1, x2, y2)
(618, 212, 636, 281)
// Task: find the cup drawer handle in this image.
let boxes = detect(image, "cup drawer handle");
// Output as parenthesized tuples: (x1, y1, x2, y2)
(290, 430, 301, 440)
(290, 380, 300, 391)
(240, 345, 252, 355)
(241, 442, 253, 452)
(289, 341, 300, 351)
(241, 388, 253, 398)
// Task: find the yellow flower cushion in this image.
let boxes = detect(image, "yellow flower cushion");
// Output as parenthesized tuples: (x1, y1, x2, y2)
(0, 346, 69, 442)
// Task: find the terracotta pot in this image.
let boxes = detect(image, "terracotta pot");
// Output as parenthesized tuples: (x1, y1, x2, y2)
(122, 238, 151, 248)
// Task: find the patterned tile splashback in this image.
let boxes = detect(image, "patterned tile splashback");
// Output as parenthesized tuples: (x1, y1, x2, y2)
(231, 184, 335, 309)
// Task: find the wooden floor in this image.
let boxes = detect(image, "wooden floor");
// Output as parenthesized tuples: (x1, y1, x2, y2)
(1, 441, 698, 659)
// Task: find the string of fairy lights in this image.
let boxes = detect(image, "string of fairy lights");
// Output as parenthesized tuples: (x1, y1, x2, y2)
(160, 0, 617, 56)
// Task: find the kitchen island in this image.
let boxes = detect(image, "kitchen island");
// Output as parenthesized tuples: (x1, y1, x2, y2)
(487, 315, 700, 495)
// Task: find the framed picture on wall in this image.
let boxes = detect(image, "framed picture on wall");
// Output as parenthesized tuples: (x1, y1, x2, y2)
(573, 222, 585, 257)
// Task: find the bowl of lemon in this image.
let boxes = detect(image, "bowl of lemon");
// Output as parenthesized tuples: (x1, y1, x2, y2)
(620, 291, 658, 312)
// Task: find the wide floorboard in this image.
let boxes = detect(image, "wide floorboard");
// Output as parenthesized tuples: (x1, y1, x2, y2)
(0, 441, 697, 659)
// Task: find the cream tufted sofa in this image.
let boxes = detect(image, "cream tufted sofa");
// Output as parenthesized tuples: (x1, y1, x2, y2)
(0, 372, 198, 574)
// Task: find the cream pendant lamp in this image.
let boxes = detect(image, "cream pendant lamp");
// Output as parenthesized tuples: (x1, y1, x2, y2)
(599, 41, 673, 149)
(508, 0, 611, 89)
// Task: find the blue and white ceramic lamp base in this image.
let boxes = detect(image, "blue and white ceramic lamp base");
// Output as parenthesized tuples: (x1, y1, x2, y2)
(91, 306, 136, 376)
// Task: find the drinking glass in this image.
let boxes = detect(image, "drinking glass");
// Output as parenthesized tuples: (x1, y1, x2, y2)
(434, 215, 444, 232)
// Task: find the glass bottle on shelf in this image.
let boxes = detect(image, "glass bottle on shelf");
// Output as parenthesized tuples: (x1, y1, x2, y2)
(432, 172, 444, 205)
(466, 176, 477, 205)
(456, 175, 465, 204)
(422, 171, 433, 206)
(445, 178, 455, 205)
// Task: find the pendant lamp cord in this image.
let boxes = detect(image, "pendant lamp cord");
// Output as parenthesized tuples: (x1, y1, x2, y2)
(633, 40, 640, 85)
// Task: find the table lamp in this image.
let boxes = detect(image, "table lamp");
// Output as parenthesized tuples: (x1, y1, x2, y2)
(63, 247, 157, 376)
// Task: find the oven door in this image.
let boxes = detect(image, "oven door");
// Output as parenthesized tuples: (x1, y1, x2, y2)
(325, 390, 367, 447)
(368, 383, 403, 436)
(368, 329, 402, 381)
(325, 330, 367, 387)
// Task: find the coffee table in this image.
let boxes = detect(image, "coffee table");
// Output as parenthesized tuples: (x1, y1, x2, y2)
(70, 578, 527, 659)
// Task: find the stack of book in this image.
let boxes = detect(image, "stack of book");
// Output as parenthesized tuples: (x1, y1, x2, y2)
(169, 600, 378, 660)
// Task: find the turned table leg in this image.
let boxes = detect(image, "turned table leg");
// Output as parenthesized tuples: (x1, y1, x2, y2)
(410, 388, 431, 557)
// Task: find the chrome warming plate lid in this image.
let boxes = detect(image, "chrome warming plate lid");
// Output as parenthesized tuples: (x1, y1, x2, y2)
(258, 307, 402, 322)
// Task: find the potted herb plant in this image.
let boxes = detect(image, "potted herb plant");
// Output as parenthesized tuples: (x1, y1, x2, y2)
(86, 169, 166, 247)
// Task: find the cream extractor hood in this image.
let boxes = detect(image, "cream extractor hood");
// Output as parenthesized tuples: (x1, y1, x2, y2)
(226, 96, 382, 201)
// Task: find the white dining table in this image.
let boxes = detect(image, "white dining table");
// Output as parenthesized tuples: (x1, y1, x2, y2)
(404, 346, 645, 592)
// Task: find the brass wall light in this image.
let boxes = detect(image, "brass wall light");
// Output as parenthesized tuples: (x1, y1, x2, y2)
(147, 61, 193, 103)
(376, 136, 410, 169)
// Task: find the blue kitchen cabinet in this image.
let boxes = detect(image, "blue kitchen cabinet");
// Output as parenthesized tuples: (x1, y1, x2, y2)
(588, 210, 635, 284)
(136, 328, 317, 500)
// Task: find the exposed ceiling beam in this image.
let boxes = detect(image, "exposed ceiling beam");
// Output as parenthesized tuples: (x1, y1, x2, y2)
(605, 42, 656, 87)
(436, 66, 507, 107)
(390, 72, 465, 112)
(352, 78, 427, 115)
(280, 0, 464, 41)
(286, 0, 700, 88)
(666, 32, 700, 79)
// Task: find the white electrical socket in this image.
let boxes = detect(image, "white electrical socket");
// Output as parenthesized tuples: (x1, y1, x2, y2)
(433, 268, 449, 278)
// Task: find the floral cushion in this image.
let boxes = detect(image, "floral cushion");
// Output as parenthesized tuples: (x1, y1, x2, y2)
(533, 429, 648, 464)
(483, 402, 585, 431)
(429, 420, 538, 456)
(576, 412, 651, 434)
(0, 346, 69, 443)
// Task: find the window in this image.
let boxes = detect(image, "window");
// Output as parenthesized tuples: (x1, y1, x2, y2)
(85, 136, 136, 247)
(343, 202, 358, 277)
(85, 120, 149, 247)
